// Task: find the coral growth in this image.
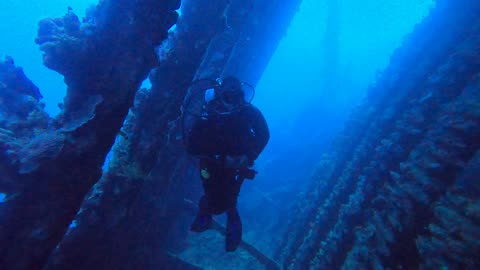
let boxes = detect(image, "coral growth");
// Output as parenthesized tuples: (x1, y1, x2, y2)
(277, 1, 480, 269)
(0, 0, 178, 269)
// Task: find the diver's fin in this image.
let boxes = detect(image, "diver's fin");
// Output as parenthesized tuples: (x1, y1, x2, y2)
(183, 199, 281, 270)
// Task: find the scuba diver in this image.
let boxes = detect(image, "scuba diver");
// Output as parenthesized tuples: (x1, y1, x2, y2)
(184, 76, 269, 252)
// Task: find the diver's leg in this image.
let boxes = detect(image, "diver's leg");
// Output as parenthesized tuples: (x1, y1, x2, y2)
(225, 207, 242, 252)
(191, 161, 215, 232)
(225, 172, 243, 251)
(190, 195, 212, 232)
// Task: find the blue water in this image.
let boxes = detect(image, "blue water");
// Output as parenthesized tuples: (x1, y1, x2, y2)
(254, 0, 433, 152)
(235, 1, 436, 260)
(0, 0, 437, 267)
(0, 0, 433, 122)
(0, 0, 434, 227)
(0, 0, 433, 209)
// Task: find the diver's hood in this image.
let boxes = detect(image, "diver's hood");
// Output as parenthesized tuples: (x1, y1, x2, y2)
(182, 78, 255, 118)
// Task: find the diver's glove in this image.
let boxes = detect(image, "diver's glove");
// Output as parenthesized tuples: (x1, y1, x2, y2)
(239, 167, 257, 180)
(225, 155, 250, 168)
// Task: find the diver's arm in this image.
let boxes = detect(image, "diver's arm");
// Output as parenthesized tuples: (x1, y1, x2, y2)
(186, 117, 210, 156)
(247, 106, 270, 161)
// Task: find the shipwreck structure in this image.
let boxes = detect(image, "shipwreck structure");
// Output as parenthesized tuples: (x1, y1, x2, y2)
(277, 0, 480, 269)
(0, 0, 479, 269)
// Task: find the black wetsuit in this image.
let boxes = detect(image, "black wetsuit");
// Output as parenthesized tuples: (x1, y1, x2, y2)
(187, 103, 270, 214)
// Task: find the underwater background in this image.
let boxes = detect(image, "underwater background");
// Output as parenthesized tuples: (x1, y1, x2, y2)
(1, 0, 479, 269)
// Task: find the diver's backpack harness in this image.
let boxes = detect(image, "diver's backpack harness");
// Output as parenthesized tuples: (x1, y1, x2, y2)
(181, 78, 255, 155)
(181, 78, 257, 180)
